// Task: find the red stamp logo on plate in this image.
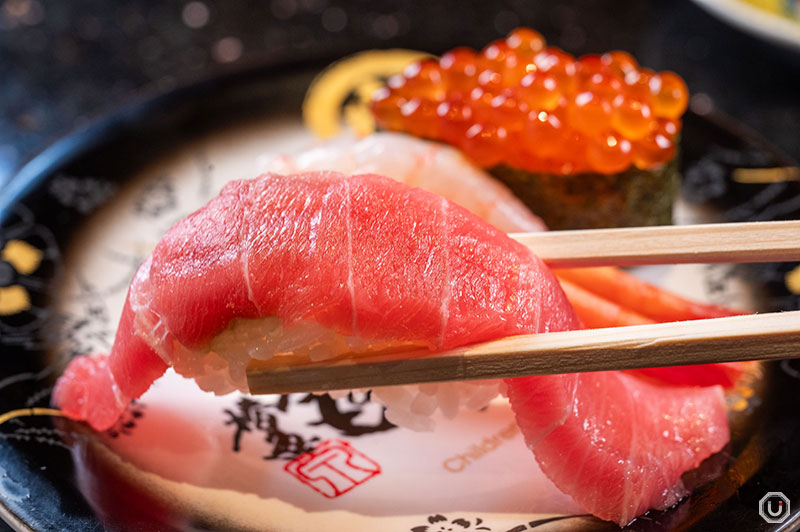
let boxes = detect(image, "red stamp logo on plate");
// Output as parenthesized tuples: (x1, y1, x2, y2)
(284, 439, 381, 498)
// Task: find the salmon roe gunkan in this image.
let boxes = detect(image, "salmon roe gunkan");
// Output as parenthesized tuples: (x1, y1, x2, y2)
(370, 28, 688, 175)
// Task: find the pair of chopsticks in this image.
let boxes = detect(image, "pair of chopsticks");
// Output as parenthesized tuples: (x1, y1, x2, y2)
(247, 220, 800, 395)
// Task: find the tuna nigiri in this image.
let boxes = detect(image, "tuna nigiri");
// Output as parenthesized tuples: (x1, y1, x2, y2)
(54, 170, 579, 431)
(54, 170, 730, 526)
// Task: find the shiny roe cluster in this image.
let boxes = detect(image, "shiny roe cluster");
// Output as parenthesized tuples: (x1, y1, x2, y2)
(371, 28, 688, 175)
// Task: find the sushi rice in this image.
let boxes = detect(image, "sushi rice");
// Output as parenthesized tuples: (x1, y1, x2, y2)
(142, 309, 504, 431)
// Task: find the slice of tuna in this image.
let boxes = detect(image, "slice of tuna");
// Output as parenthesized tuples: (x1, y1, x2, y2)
(506, 372, 729, 526)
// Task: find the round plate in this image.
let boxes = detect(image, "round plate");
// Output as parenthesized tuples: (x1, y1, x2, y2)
(1, 60, 800, 532)
(691, 0, 800, 52)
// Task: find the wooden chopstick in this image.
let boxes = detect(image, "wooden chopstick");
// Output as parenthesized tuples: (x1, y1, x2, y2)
(247, 310, 800, 394)
(512, 220, 800, 268)
(246, 220, 800, 394)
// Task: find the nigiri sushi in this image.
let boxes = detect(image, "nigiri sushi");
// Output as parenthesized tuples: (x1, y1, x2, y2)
(53, 170, 730, 526)
(53, 170, 579, 431)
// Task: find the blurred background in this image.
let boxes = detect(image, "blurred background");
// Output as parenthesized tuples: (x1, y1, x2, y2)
(0, 0, 798, 187)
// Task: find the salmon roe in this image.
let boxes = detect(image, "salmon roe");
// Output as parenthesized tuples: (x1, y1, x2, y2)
(370, 28, 688, 174)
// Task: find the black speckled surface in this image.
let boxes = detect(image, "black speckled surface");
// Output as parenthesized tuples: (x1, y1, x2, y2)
(0, 0, 799, 191)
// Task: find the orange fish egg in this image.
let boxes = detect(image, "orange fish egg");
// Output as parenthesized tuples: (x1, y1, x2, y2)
(487, 92, 528, 133)
(649, 72, 689, 119)
(480, 40, 515, 73)
(567, 91, 612, 138)
(463, 122, 509, 167)
(399, 98, 441, 138)
(611, 95, 653, 140)
(601, 50, 638, 77)
(371, 88, 407, 131)
(370, 27, 688, 174)
(623, 68, 654, 103)
(439, 47, 479, 95)
(580, 72, 624, 101)
(402, 58, 445, 100)
(436, 100, 473, 143)
(477, 68, 506, 93)
(656, 117, 681, 137)
(506, 27, 546, 59)
(587, 132, 633, 174)
(633, 131, 676, 168)
(522, 110, 568, 159)
(517, 71, 561, 111)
